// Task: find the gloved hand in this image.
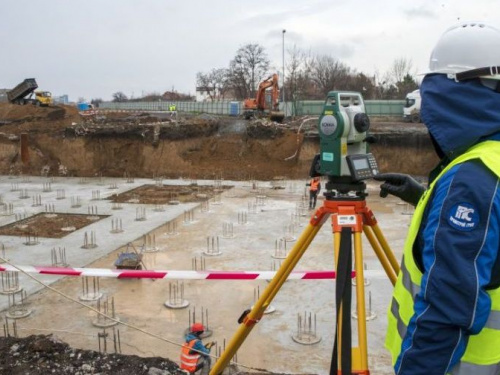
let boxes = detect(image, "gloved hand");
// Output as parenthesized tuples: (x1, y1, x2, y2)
(373, 173, 425, 206)
(205, 341, 215, 349)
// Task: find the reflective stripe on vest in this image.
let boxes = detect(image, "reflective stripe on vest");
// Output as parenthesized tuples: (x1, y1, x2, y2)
(310, 179, 319, 192)
(386, 141, 500, 372)
(180, 339, 200, 372)
(486, 311, 500, 330)
(450, 361, 500, 374)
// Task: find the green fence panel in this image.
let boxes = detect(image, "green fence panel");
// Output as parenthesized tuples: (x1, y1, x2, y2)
(291, 100, 405, 117)
(99, 99, 405, 117)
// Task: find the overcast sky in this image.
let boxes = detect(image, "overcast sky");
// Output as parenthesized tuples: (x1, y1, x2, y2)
(2, 0, 500, 102)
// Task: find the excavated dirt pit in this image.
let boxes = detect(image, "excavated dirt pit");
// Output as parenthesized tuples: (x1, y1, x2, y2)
(0, 102, 438, 181)
(110, 184, 233, 205)
(0, 213, 109, 238)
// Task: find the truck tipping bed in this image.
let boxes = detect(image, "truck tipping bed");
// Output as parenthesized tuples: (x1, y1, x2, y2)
(7, 79, 38, 103)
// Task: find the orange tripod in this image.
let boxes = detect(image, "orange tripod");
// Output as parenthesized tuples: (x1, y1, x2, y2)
(210, 190, 400, 374)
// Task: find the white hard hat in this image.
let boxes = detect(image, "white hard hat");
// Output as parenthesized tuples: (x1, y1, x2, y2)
(427, 22, 500, 81)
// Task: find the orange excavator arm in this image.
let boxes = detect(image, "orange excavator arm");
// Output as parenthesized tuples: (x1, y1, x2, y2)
(255, 73, 280, 111)
(243, 73, 284, 122)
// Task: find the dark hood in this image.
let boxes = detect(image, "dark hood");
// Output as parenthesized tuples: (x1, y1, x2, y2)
(420, 74, 500, 159)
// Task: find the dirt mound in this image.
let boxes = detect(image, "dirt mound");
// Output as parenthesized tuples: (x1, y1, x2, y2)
(0, 103, 78, 122)
(0, 334, 185, 375)
(0, 103, 80, 135)
(0, 335, 294, 375)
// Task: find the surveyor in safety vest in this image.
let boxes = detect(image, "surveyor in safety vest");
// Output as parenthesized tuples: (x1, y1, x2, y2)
(306, 176, 321, 209)
(374, 22, 500, 374)
(180, 323, 214, 374)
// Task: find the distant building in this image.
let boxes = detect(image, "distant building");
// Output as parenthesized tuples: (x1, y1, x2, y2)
(195, 86, 237, 102)
(53, 94, 69, 104)
(0, 89, 9, 103)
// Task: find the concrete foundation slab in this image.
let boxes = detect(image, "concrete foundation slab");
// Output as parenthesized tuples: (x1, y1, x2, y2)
(0, 175, 409, 374)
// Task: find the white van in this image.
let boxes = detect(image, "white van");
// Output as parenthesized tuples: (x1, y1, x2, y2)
(403, 89, 421, 123)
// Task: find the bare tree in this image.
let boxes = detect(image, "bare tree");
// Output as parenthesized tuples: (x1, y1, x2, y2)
(196, 72, 215, 101)
(112, 92, 128, 102)
(196, 68, 230, 101)
(384, 58, 418, 99)
(228, 43, 270, 99)
(396, 73, 419, 98)
(310, 55, 351, 97)
(344, 73, 376, 100)
(285, 45, 313, 101)
(388, 57, 414, 84)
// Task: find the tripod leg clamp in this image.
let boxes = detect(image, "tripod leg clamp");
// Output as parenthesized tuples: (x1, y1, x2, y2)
(237, 309, 263, 327)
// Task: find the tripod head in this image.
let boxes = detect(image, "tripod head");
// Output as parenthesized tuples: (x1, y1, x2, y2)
(324, 175, 367, 200)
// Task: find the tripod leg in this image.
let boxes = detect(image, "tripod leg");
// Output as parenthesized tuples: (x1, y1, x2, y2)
(363, 226, 398, 285)
(371, 224, 400, 276)
(332, 228, 353, 375)
(210, 222, 322, 374)
(264, 225, 322, 304)
(353, 231, 369, 372)
(334, 230, 370, 374)
(334, 229, 369, 374)
(362, 207, 400, 283)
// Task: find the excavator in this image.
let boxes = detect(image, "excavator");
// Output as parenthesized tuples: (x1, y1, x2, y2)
(243, 73, 285, 123)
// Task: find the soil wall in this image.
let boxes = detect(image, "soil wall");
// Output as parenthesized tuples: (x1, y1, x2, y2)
(0, 103, 439, 180)
(0, 131, 437, 180)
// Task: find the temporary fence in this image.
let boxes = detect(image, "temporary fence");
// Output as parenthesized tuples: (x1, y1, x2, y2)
(284, 100, 406, 116)
(100, 100, 240, 116)
(99, 99, 406, 117)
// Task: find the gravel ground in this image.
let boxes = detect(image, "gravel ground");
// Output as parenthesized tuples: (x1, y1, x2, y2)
(0, 335, 299, 375)
(0, 335, 185, 375)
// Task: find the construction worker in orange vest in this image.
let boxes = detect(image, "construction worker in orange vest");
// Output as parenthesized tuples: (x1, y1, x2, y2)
(306, 176, 321, 209)
(180, 322, 214, 374)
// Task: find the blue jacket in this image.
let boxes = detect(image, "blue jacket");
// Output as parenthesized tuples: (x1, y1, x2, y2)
(184, 333, 209, 357)
(395, 75, 500, 374)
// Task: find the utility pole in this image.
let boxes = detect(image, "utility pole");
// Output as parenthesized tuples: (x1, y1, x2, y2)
(282, 29, 286, 114)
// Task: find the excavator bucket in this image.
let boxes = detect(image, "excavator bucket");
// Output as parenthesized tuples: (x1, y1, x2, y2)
(269, 111, 285, 123)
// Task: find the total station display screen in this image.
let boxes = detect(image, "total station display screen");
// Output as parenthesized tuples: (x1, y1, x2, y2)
(352, 158, 369, 170)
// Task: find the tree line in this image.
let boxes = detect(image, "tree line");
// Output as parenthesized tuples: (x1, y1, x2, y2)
(108, 90, 194, 104)
(196, 43, 418, 101)
(104, 43, 418, 104)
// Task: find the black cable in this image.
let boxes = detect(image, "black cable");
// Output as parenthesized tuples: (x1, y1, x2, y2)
(330, 227, 352, 375)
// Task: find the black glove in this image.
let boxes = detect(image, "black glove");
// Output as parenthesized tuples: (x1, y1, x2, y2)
(373, 173, 425, 206)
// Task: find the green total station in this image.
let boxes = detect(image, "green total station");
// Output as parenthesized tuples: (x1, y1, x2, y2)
(316, 91, 372, 178)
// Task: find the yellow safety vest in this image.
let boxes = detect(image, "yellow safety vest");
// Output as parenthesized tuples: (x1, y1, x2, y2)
(386, 141, 500, 374)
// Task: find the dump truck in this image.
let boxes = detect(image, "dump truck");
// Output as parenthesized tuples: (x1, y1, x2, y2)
(7, 78, 53, 106)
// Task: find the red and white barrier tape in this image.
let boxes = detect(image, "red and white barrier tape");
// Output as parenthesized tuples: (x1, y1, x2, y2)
(0, 265, 366, 280)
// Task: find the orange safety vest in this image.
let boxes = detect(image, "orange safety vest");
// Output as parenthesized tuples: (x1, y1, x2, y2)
(180, 339, 200, 372)
(309, 179, 320, 192)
